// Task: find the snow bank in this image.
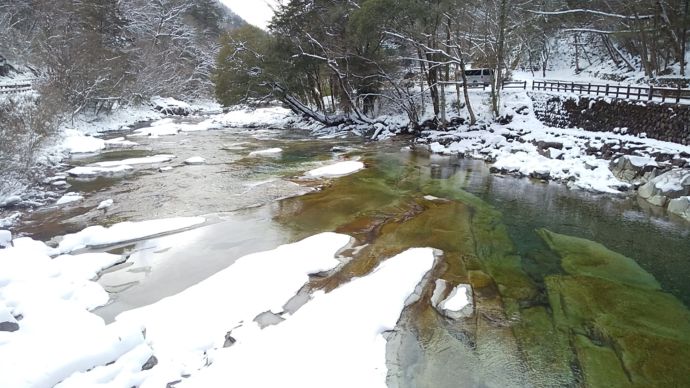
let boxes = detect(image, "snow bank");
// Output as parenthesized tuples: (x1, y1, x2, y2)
(217, 106, 300, 128)
(182, 247, 434, 388)
(62, 133, 106, 154)
(132, 118, 223, 137)
(305, 161, 365, 178)
(54, 217, 206, 254)
(0, 240, 137, 388)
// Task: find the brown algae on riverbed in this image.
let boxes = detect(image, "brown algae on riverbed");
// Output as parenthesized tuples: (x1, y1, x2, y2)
(274, 152, 690, 387)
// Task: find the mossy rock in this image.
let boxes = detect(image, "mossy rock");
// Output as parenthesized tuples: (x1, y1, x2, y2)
(514, 306, 576, 386)
(546, 275, 690, 386)
(537, 229, 660, 290)
(573, 334, 630, 388)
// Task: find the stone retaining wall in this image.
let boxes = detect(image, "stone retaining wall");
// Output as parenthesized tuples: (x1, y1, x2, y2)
(529, 92, 690, 146)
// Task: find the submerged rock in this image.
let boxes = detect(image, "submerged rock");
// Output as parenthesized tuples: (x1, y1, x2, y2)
(538, 229, 690, 387)
(667, 196, 690, 221)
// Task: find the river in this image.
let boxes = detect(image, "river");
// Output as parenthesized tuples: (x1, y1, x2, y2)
(15, 117, 690, 387)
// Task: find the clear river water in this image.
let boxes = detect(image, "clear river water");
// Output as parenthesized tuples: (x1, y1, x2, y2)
(15, 119, 690, 387)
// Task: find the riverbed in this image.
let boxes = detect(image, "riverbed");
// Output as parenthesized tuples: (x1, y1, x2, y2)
(14, 116, 690, 387)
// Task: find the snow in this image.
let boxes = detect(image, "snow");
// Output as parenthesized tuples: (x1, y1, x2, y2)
(92, 155, 175, 168)
(54, 217, 206, 254)
(0, 220, 433, 388)
(305, 161, 365, 178)
(104, 137, 138, 149)
(181, 247, 434, 388)
(62, 132, 106, 154)
(248, 148, 282, 157)
(217, 106, 301, 128)
(0, 239, 139, 388)
(624, 155, 658, 168)
(56, 192, 84, 205)
(184, 156, 206, 165)
(438, 284, 472, 317)
(97, 199, 113, 210)
(67, 165, 134, 178)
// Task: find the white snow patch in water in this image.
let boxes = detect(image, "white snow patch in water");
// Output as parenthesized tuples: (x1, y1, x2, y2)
(305, 161, 365, 178)
(248, 148, 282, 157)
(97, 199, 113, 210)
(104, 137, 138, 149)
(184, 156, 206, 165)
(67, 165, 134, 178)
(92, 155, 175, 168)
(56, 192, 84, 205)
(53, 216, 206, 254)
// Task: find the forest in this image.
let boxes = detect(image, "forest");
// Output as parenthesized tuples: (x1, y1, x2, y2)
(215, 0, 690, 128)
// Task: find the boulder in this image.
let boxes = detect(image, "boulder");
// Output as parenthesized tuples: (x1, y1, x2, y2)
(638, 169, 690, 208)
(0, 307, 19, 332)
(610, 155, 658, 185)
(0, 230, 12, 248)
(667, 196, 690, 221)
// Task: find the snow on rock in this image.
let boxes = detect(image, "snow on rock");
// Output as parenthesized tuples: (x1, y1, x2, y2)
(610, 155, 659, 184)
(56, 192, 84, 205)
(439, 285, 473, 319)
(431, 280, 473, 319)
(248, 148, 282, 157)
(100, 233, 351, 386)
(92, 154, 175, 168)
(180, 247, 434, 388)
(305, 161, 365, 178)
(67, 165, 134, 178)
(104, 137, 138, 149)
(184, 156, 206, 165)
(54, 216, 206, 254)
(132, 119, 181, 137)
(150, 96, 193, 116)
(0, 195, 21, 208)
(0, 230, 11, 249)
(97, 199, 113, 210)
(638, 169, 690, 207)
(0, 213, 20, 229)
(0, 239, 139, 388)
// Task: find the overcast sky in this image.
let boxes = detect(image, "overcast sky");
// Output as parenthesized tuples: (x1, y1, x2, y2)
(220, 0, 277, 30)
